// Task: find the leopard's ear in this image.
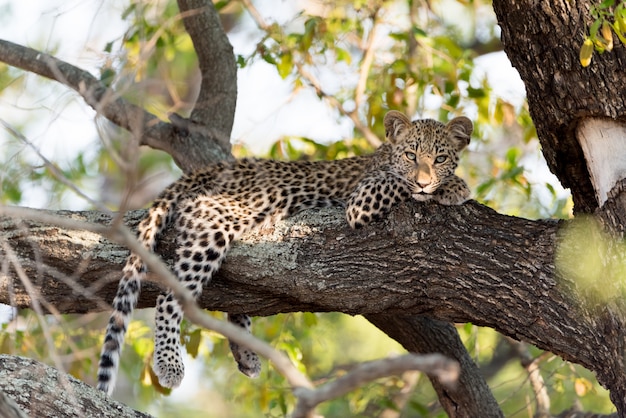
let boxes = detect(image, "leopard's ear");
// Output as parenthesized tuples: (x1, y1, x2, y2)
(446, 116, 473, 151)
(384, 111, 412, 143)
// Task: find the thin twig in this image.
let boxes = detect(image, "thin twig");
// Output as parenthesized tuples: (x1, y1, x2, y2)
(0, 240, 83, 415)
(0, 119, 109, 212)
(292, 354, 459, 418)
(510, 339, 551, 417)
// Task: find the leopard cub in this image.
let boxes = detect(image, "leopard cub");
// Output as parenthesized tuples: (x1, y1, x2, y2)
(97, 110, 472, 394)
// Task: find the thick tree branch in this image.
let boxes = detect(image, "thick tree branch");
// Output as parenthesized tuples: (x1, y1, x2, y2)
(2, 199, 623, 400)
(0, 355, 151, 418)
(177, 0, 237, 155)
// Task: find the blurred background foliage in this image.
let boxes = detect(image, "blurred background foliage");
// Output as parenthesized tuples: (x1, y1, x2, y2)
(1, 0, 610, 416)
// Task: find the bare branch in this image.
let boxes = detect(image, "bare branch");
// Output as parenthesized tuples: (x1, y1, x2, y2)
(292, 354, 459, 418)
(354, 8, 381, 112)
(0, 39, 175, 153)
(510, 340, 552, 417)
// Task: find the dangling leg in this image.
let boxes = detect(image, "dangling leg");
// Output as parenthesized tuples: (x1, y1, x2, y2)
(152, 236, 209, 388)
(227, 313, 261, 378)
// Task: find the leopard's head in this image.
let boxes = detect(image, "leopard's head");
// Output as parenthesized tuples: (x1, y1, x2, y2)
(384, 110, 472, 197)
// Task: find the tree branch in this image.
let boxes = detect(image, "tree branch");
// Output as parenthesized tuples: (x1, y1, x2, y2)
(1, 199, 622, 397)
(367, 315, 504, 417)
(0, 22, 235, 172)
(0, 39, 174, 152)
(177, 0, 237, 154)
(0, 355, 151, 418)
(292, 354, 459, 418)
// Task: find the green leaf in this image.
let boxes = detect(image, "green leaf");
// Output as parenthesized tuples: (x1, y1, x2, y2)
(599, 0, 615, 9)
(214, 0, 229, 11)
(467, 86, 486, 99)
(184, 329, 202, 358)
(303, 312, 318, 327)
(277, 53, 293, 79)
(389, 32, 408, 41)
(236, 54, 247, 68)
(335, 47, 351, 64)
(590, 19, 602, 38)
(412, 25, 427, 38)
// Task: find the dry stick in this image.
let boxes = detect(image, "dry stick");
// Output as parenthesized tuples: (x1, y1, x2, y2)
(292, 354, 459, 418)
(0, 120, 109, 212)
(353, 7, 381, 112)
(510, 340, 551, 416)
(0, 228, 91, 358)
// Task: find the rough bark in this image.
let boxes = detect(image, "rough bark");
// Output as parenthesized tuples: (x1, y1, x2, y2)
(493, 0, 626, 213)
(0, 355, 152, 418)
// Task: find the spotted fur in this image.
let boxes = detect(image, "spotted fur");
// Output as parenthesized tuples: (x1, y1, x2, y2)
(97, 111, 472, 394)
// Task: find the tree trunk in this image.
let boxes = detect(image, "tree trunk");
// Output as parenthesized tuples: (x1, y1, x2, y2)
(493, 0, 626, 213)
(493, 0, 626, 412)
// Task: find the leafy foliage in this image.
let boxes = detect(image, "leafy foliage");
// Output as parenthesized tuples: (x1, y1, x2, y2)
(580, 0, 626, 66)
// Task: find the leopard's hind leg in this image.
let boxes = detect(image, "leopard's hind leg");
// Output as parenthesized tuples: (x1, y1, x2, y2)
(152, 198, 261, 387)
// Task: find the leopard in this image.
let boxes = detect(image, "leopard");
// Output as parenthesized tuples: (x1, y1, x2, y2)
(96, 110, 473, 394)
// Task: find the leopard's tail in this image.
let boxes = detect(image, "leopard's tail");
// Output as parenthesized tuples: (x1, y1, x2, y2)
(97, 178, 191, 395)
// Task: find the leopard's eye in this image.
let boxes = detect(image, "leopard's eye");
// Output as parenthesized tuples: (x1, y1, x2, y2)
(434, 155, 447, 164)
(405, 151, 417, 161)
